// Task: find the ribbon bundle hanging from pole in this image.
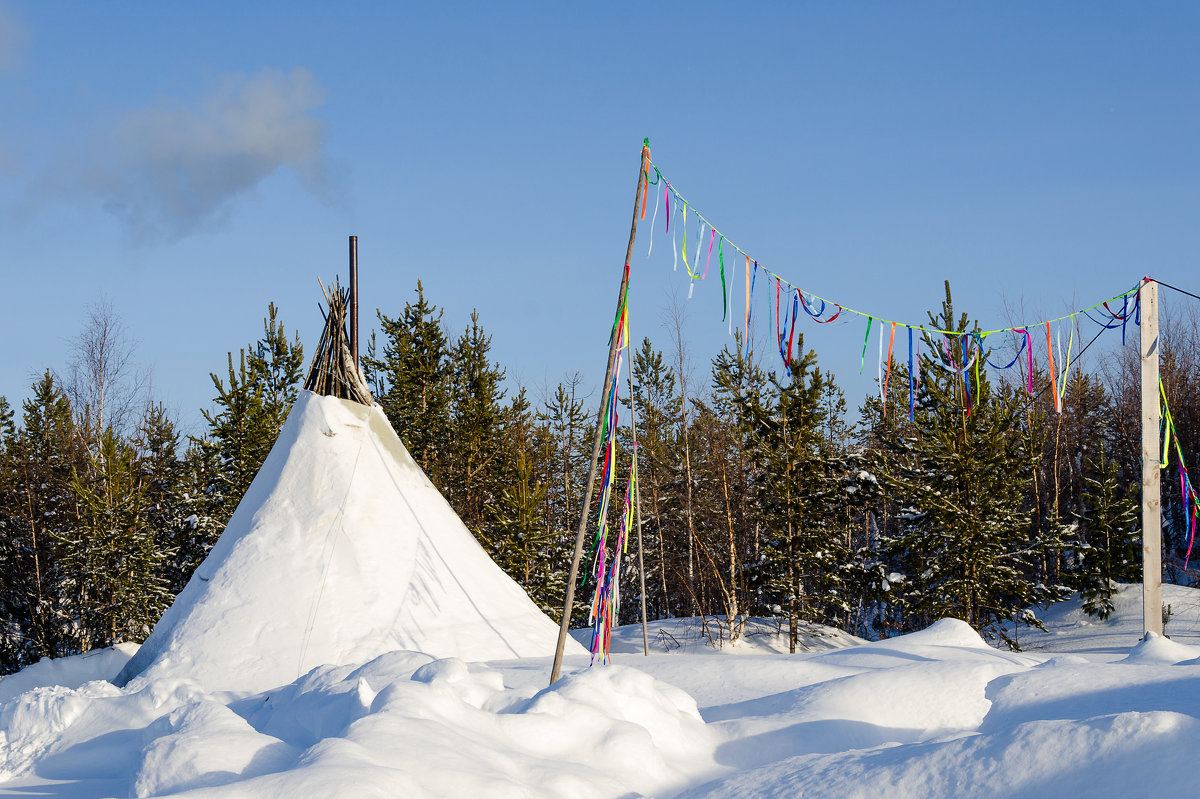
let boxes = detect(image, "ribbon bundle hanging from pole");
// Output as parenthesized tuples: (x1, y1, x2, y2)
(586, 271, 638, 664)
(1159, 380, 1200, 569)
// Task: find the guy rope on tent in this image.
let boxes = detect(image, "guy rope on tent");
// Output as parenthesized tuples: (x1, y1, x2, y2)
(549, 141, 1168, 684)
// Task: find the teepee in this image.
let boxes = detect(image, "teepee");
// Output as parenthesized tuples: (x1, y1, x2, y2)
(117, 279, 578, 694)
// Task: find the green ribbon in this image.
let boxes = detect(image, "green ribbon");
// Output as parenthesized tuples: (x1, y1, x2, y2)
(718, 236, 727, 321)
(860, 317, 873, 374)
(681, 202, 688, 272)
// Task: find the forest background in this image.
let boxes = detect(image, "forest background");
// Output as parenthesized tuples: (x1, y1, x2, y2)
(1, 278, 1197, 675)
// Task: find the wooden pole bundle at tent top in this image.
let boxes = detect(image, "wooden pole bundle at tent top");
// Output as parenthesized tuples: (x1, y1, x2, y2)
(303, 238, 373, 407)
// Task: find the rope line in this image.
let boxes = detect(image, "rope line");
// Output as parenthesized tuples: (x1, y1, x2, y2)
(1153, 278, 1200, 304)
(647, 155, 1142, 336)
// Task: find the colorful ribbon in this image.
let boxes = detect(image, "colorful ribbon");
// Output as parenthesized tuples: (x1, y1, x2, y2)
(907, 326, 915, 420)
(588, 274, 637, 664)
(859, 317, 873, 374)
(1160, 380, 1200, 569)
(1045, 322, 1060, 414)
(882, 322, 896, 413)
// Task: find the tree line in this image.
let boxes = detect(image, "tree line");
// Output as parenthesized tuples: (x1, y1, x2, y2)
(1, 282, 1196, 674)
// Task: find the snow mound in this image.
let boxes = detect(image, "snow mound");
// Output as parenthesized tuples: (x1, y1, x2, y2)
(1020, 583, 1200, 659)
(7, 592, 1200, 795)
(0, 677, 204, 784)
(1119, 632, 1200, 665)
(886, 617, 990, 649)
(117, 392, 579, 694)
(4, 652, 715, 798)
(0, 643, 137, 704)
(135, 700, 297, 797)
(574, 616, 865, 656)
(682, 709, 1200, 798)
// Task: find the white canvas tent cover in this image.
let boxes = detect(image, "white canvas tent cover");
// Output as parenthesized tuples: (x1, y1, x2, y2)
(117, 391, 578, 694)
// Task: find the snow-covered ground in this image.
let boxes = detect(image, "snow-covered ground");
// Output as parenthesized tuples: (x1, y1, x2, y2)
(3, 583, 1200, 797)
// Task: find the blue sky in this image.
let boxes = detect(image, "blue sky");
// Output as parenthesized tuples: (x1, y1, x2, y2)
(2, 2, 1197, 435)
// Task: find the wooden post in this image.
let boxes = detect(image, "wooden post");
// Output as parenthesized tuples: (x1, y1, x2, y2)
(349, 235, 359, 370)
(550, 142, 650, 685)
(1141, 277, 1162, 638)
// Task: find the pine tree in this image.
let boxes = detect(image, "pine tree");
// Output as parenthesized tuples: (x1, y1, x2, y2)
(1076, 444, 1140, 619)
(198, 349, 274, 519)
(197, 304, 303, 524)
(446, 310, 507, 534)
(706, 333, 767, 642)
(65, 428, 172, 649)
(538, 378, 592, 625)
(248, 302, 305, 427)
(487, 448, 556, 613)
(364, 281, 453, 484)
(1030, 369, 1109, 589)
(0, 397, 14, 442)
(165, 441, 226, 593)
(745, 335, 836, 651)
(628, 338, 679, 619)
(1, 373, 85, 667)
(878, 283, 1067, 647)
(134, 404, 213, 594)
(0, 395, 23, 670)
(834, 450, 891, 639)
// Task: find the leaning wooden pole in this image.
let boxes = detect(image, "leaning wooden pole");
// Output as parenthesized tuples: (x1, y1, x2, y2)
(550, 141, 651, 685)
(1141, 277, 1163, 637)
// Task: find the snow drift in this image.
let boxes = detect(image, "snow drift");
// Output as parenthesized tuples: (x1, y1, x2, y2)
(116, 392, 578, 694)
(6, 586, 1200, 796)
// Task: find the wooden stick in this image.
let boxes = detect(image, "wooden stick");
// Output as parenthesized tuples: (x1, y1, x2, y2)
(550, 142, 650, 685)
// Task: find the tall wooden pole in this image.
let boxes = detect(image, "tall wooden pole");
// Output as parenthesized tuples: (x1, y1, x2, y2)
(550, 142, 650, 685)
(1141, 277, 1162, 637)
(349, 236, 359, 370)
